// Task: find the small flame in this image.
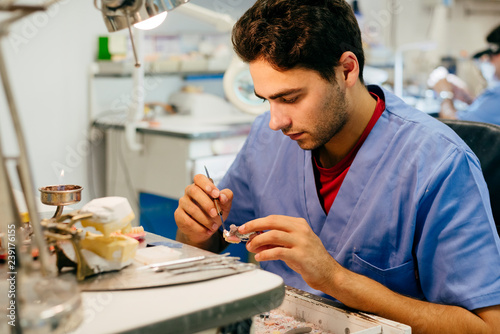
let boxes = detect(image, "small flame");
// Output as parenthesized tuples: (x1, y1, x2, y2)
(58, 170, 65, 190)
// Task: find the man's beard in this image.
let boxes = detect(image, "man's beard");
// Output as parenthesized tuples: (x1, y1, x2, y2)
(286, 84, 349, 151)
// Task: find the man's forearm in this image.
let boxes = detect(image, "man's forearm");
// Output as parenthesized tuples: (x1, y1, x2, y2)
(323, 265, 494, 334)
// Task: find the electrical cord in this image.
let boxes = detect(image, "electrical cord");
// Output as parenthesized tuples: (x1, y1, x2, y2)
(116, 128, 140, 210)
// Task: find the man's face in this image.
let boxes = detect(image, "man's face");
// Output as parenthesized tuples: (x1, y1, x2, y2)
(250, 59, 349, 151)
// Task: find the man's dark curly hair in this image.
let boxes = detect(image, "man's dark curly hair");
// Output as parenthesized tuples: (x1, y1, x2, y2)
(232, 0, 365, 83)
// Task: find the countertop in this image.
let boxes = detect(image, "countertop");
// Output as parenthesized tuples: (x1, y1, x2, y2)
(93, 113, 257, 140)
(71, 234, 285, 334)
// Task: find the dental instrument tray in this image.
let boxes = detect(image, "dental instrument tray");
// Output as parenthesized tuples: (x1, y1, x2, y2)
(74, 233, 256, 291)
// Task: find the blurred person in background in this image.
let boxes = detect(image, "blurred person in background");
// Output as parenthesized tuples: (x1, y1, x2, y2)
(430, 24, 500, 125)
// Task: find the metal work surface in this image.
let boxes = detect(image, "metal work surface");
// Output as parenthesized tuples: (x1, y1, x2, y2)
(76, 235, 255, 291)
(70, 234, 285, 334)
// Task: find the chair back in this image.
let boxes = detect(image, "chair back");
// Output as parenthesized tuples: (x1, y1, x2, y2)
(439, 119, 500, 231)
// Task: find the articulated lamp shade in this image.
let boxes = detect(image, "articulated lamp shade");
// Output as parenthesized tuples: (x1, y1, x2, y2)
(101, 0, 190, 32)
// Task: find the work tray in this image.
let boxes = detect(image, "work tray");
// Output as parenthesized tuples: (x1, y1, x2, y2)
(74, 233, 255, 292)
(277, 287, 411, 334)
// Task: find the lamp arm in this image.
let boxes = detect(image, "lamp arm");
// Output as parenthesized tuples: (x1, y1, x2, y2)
(174, 3, 269, 115)
(174, 3, 235, 32)
(0, 6, 57, 277)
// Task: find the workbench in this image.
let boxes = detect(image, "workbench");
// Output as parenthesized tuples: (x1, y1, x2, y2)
(72, 233, 285, 334)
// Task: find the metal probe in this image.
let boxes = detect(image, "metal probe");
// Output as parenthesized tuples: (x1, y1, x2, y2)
(204, 166, 226, 231)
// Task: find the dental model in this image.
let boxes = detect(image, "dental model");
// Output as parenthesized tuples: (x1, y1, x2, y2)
(75, 197, 139, 272)
(80, 196, 135, 237)
(223, 224, 260, 244)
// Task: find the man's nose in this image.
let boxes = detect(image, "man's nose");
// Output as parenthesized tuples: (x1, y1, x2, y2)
(268, 104, 290, 131)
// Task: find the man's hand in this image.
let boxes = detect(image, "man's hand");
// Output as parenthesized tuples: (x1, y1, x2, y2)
(240, 215, 339, 290)
(242, 215, 500, 334)
(428, 66, 475, 104)
(428, 66, 475, 105)
(174, 174, 233, 252)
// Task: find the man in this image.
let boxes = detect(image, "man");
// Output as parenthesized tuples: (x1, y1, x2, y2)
(175, 1, 500, 332)
(432, 24, 500, 125)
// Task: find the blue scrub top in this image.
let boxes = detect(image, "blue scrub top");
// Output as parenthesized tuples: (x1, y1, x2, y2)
(219, 85, 500, 311)
(457, 83, 500, 126)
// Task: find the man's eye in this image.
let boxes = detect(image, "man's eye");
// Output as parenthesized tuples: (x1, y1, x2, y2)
(281, 97, 297, 103)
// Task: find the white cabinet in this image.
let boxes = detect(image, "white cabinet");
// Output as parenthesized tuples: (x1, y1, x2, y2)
(95, 114, 253, 225)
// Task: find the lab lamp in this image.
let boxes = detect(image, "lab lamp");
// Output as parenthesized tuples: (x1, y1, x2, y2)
(98, 0, 191, 66)
(97, 0, 194, 151)
(100, 0, 186, 32)
(0, 0, 191, 333)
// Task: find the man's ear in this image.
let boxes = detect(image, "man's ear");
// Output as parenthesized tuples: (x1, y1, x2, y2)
(338, 51, 359, 88)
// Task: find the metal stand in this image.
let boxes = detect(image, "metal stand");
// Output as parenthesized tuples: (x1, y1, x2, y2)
(41, 211, 97, 281)
(0, 2, 83, 333)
